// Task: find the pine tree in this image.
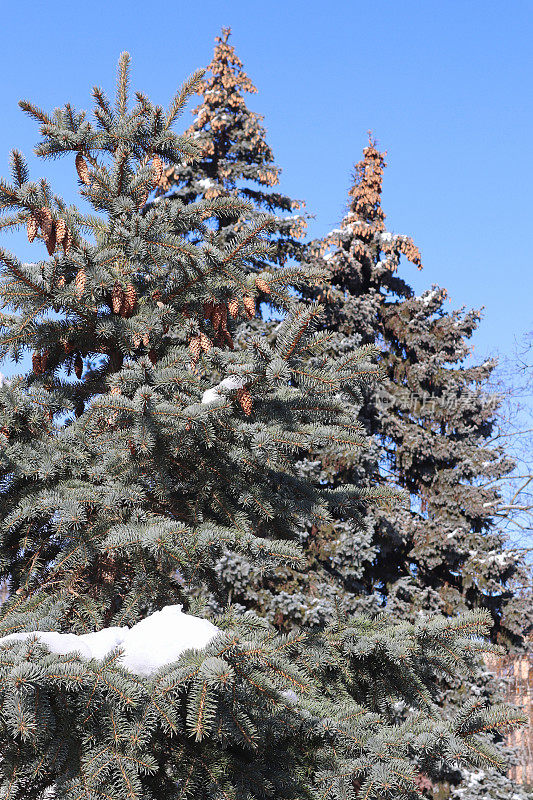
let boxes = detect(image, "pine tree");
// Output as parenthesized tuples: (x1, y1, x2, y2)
(306, 136, 532, 645)
(0, 55, 525, 800)
(210, 137, 532, 646)
(200, 134, 533, 797)
(154, 27, 307, 276)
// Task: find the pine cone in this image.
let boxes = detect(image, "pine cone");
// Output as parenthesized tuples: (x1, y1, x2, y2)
(55, 218, 67, 248)
(189, 336, 202, 363)
(255, 277, 270, 294)
(212, 303, 228, 332)
(45, 224, 56, 256)
(74, 268, 86, 297)
(211, 305, 222, 332)
(122, 283, 137, 316)
(228, 297, 239, 318)
(219, 303, 228, 331)
(138, 189, 150, 209)
(152, 155, 164, 188)
(75, 152, 90, 184)
(112, 282, 125, 314)
(32, 352, 42, 375)
(199, 332, 212, 353)
(236, 387, 252, 416)
(74, 353, 83, 379)
(142, 331, 150, 347)
(243, 295, 255, 319)
(26, 213, 38, 243)
(41, 349, 49, 372)
(39, 208, 53, 238)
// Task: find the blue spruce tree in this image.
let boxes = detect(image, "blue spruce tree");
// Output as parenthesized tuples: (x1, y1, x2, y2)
(0, 55, 525, 800)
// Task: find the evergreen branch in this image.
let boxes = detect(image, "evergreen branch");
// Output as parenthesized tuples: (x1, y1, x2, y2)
(9, 151, 29, 188)
(165, 69, 206, 131)
(18, 100, 52, 125)
(116, 52, 131, 117)
(0, 249, 47, 296)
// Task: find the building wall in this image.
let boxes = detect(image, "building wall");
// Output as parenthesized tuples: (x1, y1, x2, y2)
(487, 654, 533, 785)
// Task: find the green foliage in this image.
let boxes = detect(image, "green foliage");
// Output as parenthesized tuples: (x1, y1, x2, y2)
(156, 27, 308, 278)
(0, 54, 526, 800)
(0, 608, 525, 800)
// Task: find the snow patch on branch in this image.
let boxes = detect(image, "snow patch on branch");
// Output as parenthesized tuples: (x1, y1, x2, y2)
(197, 178, 216, 190)
(0, 605, 219, 676)
(202, 375, 246, 405)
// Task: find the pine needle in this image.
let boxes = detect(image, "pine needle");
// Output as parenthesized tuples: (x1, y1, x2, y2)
(116, 52, 131, 117)
(165, 69, 205, 131)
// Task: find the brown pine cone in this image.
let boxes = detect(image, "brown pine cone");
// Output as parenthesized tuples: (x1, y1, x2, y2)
(152, 155, 164, 188)
(74, 268, 86, 297)
(255, 277, 270, 294)
(228, 297, 239, 318)
(189, 336, 202, 363)
(32, 352, 42, 375)
(74, 353, 83, 379)
(75, 152, 90, 184)
(211, 305, 222, 332)
(243, 295, 255, 319)
(219, 303, 228, 331)
(55, 218, 67, 248)
(112, 282, 125, 314)
(138, 189, 150, 209)
(41, 349, 49, 371)
(45, 224, 56, 256)
(38, 207, 53, 236)
(122, 283, 137, 316)
(199, 332, 212, 353)
(27, 213, 38, 243)
(236, 387, 252, 416)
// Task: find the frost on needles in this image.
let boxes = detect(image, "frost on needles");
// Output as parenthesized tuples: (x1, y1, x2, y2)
(0, 53, 525, 800)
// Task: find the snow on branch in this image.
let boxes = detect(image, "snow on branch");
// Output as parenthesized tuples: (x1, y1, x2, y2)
(0, 605, 219, 676)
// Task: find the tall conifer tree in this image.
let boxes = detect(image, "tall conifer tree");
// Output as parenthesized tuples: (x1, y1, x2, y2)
(0, 55, 524, 800)
(211, 138, 532, 649)
(301, 136, 531, 646)
(155, 27, 307, 274)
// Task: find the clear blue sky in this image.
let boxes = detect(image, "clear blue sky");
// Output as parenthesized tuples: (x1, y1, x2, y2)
(0, 0, 532, 376)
